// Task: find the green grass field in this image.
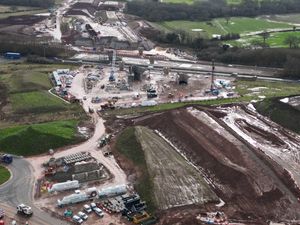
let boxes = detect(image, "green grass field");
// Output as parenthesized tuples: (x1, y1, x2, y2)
(0, 120, 81, 156)
(227, 31, 300, 48)
(157, 17, 292, 38)
(0, 63, 85, 127)
(10, 91, 67, 114)
(0, 166, 10, 185)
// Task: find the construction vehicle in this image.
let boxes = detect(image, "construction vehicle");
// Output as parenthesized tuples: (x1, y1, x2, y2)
(88, 107, 94, 113)
(132, 211, 151, 224)
(168, 93, 174, 98)
(100, 102, 115, 110)
(17, 204, 33, 216)
(0, 154, 13, 164)
(44, 167, 56, 176)
(147, 89, 157, 98)
(98, 134, 112, 148)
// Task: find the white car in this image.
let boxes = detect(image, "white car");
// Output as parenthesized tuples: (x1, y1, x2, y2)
(73, 215, 83, 224)
(93, 207, 104, 218)
(78, 211, 88, 220)
(83, 204, 92, 213)
(90, 202, 97, 210)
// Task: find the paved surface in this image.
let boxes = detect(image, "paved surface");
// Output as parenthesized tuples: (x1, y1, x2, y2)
(0, 158, 69, 225)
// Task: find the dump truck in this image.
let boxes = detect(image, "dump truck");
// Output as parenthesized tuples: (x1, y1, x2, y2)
(0, 154, 13, 164)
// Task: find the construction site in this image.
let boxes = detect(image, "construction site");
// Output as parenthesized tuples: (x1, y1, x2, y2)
(63, 56, 236, 112)
(103, 103, 300, 224)
(1, 0, 300, 224)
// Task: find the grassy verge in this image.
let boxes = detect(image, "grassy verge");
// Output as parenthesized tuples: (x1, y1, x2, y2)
(10, 91, 67, 114)
(115, 127, 157, 212)
(255, 97, 300, 133)
(0, 165, 10, 185)
(0, 120, 82, 156)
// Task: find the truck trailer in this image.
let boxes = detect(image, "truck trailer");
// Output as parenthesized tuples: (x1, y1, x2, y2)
(98, 184, 127, 199)
(48, 180, 80, 193)
(57, 187, 98, 207)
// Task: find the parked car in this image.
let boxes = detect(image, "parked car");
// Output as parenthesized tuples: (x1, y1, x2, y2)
(94, 207, 104, 218)
(83, 204, 92, 213)
(90, 202, 97, 210)
(78, 211, 88, 220)
(72, 215, 83, 224)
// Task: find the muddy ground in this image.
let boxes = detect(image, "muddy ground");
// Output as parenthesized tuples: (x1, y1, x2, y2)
(0, 15, 47, 40)
(106, 104, 300, 224)
(135, 126, 218, 210)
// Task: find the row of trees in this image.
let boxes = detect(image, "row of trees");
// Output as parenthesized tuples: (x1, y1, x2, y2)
(140, 27, 219, 50)
(127, 0, 300, 22)
(0, 0, 54, 8)
(196, 47, 300, 78)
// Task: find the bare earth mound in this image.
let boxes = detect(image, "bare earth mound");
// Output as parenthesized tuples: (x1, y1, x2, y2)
(135, 126, 218, 210)
(133, 106, 300, 222)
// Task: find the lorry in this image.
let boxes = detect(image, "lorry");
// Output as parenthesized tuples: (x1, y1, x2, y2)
(0, 154, 13, 164)
(48, 180, 80, 193)
(17, 204, 33, 216)
(57, 187, 98, 207)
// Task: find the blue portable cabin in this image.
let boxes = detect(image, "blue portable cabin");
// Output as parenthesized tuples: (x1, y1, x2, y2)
(4, 52, 21, 60)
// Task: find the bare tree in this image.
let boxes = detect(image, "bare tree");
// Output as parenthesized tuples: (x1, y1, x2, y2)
(225, 16, 231, 25)
(259, 31, 270, 47)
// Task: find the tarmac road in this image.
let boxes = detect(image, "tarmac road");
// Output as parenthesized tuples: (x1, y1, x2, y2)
(0, 158, 69, 225)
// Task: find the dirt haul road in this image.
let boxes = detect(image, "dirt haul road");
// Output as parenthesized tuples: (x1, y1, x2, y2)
(28, 66, 127, 185)
(132, 106, 300, 222)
